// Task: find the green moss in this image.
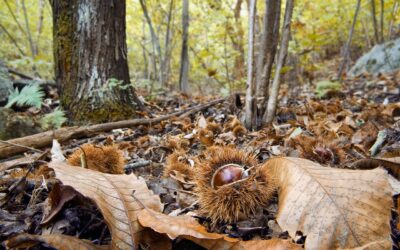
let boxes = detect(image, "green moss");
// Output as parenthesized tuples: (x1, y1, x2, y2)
(315, 80, 342, 98)
(69, 99, 136, 124)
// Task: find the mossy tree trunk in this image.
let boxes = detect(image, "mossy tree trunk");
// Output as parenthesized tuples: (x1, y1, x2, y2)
(51, 0, 143, 123)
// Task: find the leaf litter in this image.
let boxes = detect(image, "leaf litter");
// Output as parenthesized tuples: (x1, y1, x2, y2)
(1, 72, 400, 249)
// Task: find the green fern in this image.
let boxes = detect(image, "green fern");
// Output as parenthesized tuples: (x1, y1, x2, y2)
(40, 108, 67, 130)
(6, 84, 45, 108)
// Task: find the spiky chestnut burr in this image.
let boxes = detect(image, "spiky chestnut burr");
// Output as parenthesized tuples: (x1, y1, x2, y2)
(163, 150, 194, 181)
(68, 144, 125, 174)
(194, 146, 275, 224)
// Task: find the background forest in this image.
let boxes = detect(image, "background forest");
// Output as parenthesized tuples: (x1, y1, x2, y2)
(1, 0, 399, 95)
(2, 1, 400, 249)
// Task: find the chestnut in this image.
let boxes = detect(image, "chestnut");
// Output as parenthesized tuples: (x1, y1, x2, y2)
(211, 164, 248, 188)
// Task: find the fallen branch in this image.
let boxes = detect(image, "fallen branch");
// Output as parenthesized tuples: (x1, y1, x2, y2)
(0, 98, 226, 159)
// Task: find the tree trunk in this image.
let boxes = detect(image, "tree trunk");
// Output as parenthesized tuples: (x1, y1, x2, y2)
(139, 0, 164, 87)
(370, 0, 380, 44)
(379, 0, 384, 43)
(244, 0, 257, 130)
(162, 0, 175, 87)
(263, 0, 294, 125)
(52, 0, 143, 124)
(337, 0, 361, 80)
(228, 0, 246, 81)
(35, 0, 45, 55)
(388, 1, 399, 40)
(256, 0, 281, 117)
(179, 0, 189, 94)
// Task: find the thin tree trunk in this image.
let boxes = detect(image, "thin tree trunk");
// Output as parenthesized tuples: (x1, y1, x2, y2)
(224, 28, 232, 92)
(229, 0, 246, 81)
(162, 0, 174, 87)
(256, 0, 281, 117)
(379, 0, 384, 43)
(0, 23, 26, 56)
(35, 0, 45, 55)
(179, 0, 189, 94)
(139, 0, 164, 87)
(21, 0, 36, 57)
(263, 0, 294, 125)
(244, 0, 257, 130)
(337, 0, 361, 80)
(3, 0, 27, 39)
(371, 0, 380, 44)
(361, 17, 372, 48)
(141, 20, 149, 79)
(388, 1, 399, 40)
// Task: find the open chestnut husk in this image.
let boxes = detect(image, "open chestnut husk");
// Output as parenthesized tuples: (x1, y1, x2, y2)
(194, 146, 275, 224)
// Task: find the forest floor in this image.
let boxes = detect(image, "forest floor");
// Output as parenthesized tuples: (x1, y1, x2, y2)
(1, 70, 400, 249)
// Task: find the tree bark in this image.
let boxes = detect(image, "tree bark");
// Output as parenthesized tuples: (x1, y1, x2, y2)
(388, 1, 399, 40)
(162, 0, 175, 87)
(263, 0, 294, 125)
(256, 0, 281, 117)
(21, 0, 36, 57)
(36, 0, 45, 55)
(379, 0, 384, 43)
(179, 0, 189, 94)
(244, 0, 257, 130)
(139, 0, 164, 87)
(52, 0, 143, 124)
(227, 0, 246, 81)
(370, 0, 380, 44)
(337, 0, 361, 80)
(0, 23, 25, 56)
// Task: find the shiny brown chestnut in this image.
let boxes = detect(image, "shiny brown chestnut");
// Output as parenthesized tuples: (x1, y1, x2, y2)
(211, 163, 248, 188)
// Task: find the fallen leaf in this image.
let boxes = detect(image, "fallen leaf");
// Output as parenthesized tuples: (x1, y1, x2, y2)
(137, 209, 302, 250)
(49, 160, 163, 249)
(339, 239, 391, 250)
(41, 183, 86, 224)
(6, 233, 109, 250)
(351, 157, 400, 180)
(265, 157, 393, 249)
(198, 115, 207, 129)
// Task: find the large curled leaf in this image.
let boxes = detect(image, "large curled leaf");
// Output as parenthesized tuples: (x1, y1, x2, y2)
(138, 209, 302, 250)
(351, 157, 400, 180)
(265, 157, 393, 249)
(49, 161, 163, 250)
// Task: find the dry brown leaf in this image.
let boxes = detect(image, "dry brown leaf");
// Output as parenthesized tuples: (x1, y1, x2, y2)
(41, 183, 87, 224)
(49, 161, 163, 250)
(6, 233, 109, 250)
(339, 239, 392, 250)
(351, 157, 400, 180)
(138, 209, 302, 250)
(265, 157, 393, 249)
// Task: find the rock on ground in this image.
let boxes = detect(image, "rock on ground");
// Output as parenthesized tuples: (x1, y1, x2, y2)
(0, 108, 43, 140)
(349, 38, 400, 77)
